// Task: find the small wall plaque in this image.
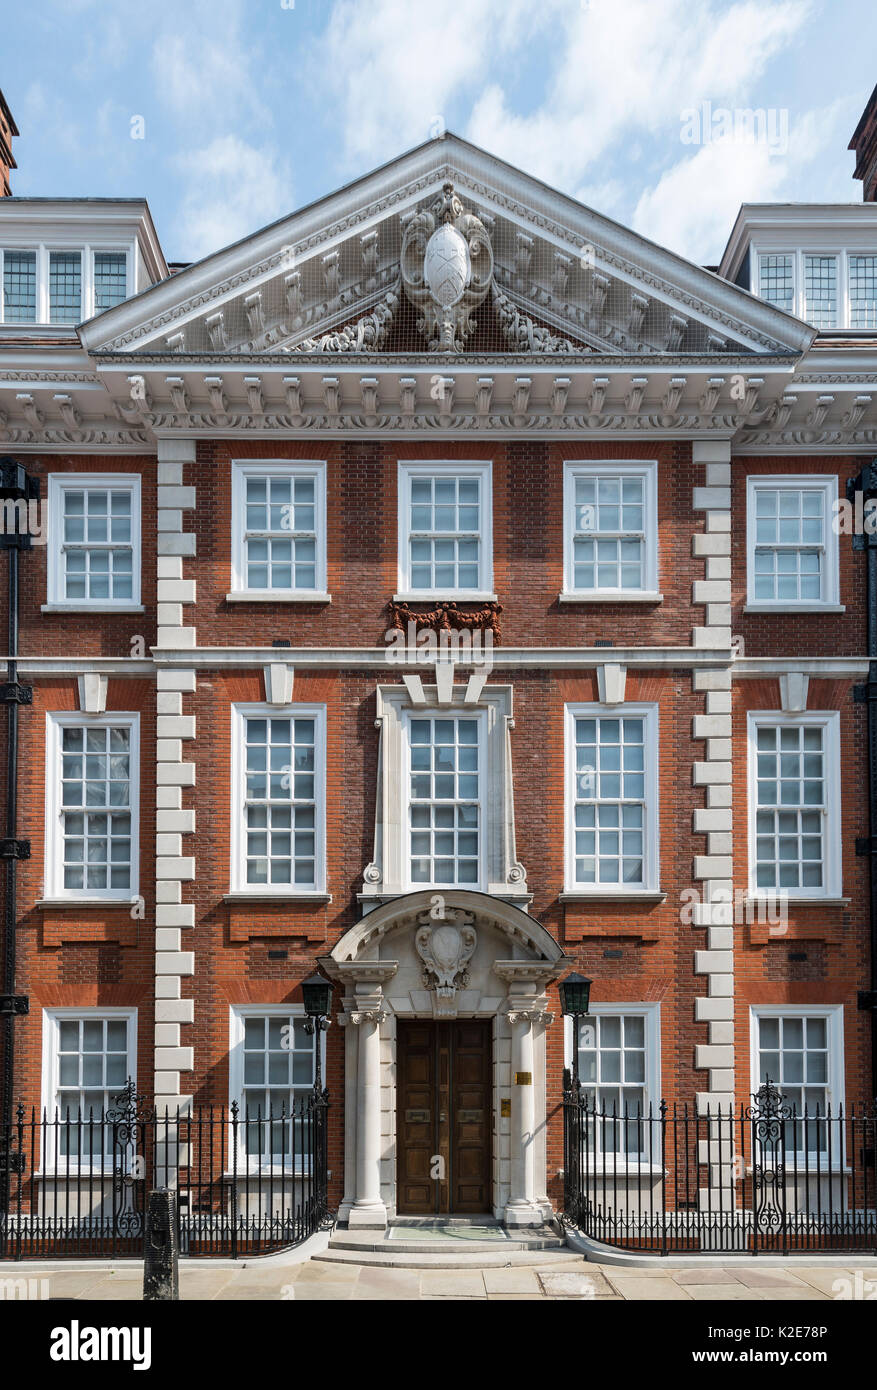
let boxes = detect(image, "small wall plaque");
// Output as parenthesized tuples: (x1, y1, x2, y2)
(514, 1071, 532, 1086)
(500, 1098, 511, 1117)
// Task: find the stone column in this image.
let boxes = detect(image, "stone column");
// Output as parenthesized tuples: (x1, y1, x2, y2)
(505, 1007, 551, 1227)
(348, 1008, 388, 1228)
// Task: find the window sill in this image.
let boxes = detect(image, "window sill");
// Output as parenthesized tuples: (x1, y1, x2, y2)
(222, 892, 331, 903)
(558, 592, 663, 605)
(560, 891, 666, 903)
(743, 604, 846, 615)
(393, 592, 498, 604)
(225, 592, 331, 604)
(744, 895, 850, 908)
(35, 897, 137, 909)
(41, 604, 145, 614)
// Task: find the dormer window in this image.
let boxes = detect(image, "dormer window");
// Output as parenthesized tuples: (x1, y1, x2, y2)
(0, 246, 129, 325)
(755, 249, 877, 330)
(850, 255, 877, 328)
(803, 255, 837, 329)
(49, 251, 81, 323)
(2, 250, 36, 321)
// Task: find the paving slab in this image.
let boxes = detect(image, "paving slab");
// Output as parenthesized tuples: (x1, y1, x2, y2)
(482, 1267, 542, 1294)
(756, 1287, 831, 1300)
(417, 1270, 487, 1297)
(792, 1267, 862, 1296)
(686, 1285, 766, 1300)
(672, 1268, 743, 1285)
(538, 1269, 615, 1299)
(607, 1276, 693, 1300)
(734, 1268, 810, 1289)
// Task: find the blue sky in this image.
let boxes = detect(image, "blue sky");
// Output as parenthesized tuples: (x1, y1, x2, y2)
(3, 0, 877, 266)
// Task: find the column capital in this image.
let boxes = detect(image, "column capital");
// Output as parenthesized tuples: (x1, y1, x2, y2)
(348, 1009, 389, 1026)
(506, 1009, 555, 1026)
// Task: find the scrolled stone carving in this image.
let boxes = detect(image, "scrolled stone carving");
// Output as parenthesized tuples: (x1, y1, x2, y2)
(290, 284, 400, 353)
(401, 182, 494, 352)
(349, 1009, 389, 1025)
(415, 911, 477, 1010)
(492, 285, 576, 354)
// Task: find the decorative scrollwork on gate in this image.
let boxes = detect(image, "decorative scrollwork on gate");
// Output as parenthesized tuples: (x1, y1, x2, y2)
(107, 1078, 150, 1238)
(749, 1080, 790, 1238)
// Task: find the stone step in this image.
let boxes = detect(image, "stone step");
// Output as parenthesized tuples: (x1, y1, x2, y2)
(313, 1247, 584, 1270)
(329, 1233, 567, 1255)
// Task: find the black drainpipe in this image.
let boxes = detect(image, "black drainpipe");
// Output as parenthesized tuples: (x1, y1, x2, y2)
(0, 456, 38, 1214)
(847, 460, 877, 1092)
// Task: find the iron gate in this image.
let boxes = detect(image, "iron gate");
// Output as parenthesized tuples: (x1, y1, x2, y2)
(563, 1079, 877, 1254)
(0, 1080, 331, 1260)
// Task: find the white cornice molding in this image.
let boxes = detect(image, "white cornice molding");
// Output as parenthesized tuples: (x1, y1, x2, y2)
(733, 657, 869, 678)
(75, 136, 812, 359)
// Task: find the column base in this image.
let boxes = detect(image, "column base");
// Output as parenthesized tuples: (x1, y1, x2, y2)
(348, 1201, 389, 1230)
(504, 1200, 545, 1228)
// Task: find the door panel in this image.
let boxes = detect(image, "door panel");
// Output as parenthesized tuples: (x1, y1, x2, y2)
(397, 1021, 492, 1215)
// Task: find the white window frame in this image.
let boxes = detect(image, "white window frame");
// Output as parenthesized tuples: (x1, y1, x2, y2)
(230, 702, 327, 896)
(847, 252, 877, 330)
(745, 474, 839, 611)
(753, 247, 877, 330)
(0, 243, 131, 325)
(564, 702, 660, 896)
(44, 711, 140, 902)
(0, 246, 39, 324)
(562, 461, 659, 600)
(749, 1005, 845, 1158)
(401, 707, 487, 891)
(563, 1003, 662, 1172)
(228, 1004, 325, 1174)
(230, 460, 327, 599)
(40, 1006, 138, 1173)
(46, 473, 141, 610)
(396, 460, 494, 600)
(746, 710, 841, 901)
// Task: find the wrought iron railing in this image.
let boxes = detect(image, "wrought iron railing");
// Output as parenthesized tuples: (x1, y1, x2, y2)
(563, 1077, 877, 1254)
(0, 1081, 331, 1261)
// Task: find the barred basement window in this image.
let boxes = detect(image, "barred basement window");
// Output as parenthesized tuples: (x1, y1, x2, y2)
(748, 713, 840, 899)
(570, 1005, 661, 1162)
(2, 250, 37, 321)
(231, 705, 326, 894)
(752, 1007, 844, 1156)
(746, 476, 838, 608)
(93, 251, 127, 310)
(48, 475, 141, 608)
(758, 253, 795, 312)
(397, 462, 493, 597)
(49, 250, 82, 323)
(229, 1007, 321, 1170)
(849, 254, 877, 329)
(46, 714, 139, 901)
(42, 1010, 137, 1164)
(231, 461, 326, 595)
(803, 254, 838, 329)
(566, 705, 659, 892)
(407, 714, 483, 886)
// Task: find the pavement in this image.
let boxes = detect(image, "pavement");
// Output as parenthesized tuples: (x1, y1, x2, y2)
(0, 1259, 871, 1300)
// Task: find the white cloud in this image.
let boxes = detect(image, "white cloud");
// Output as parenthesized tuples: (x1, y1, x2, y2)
(633, 101, 852, 262)
(173, 136, 293, 261)
(467, 0, 811, 189)
(309, 0, 550, 167)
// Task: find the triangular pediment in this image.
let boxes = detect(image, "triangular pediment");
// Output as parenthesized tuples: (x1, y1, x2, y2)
(79, 135, 813, 364)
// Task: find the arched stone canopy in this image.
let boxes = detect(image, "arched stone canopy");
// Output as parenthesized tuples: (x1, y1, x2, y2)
(320, 891, 567, 1230)
(324, 888, 566, 967)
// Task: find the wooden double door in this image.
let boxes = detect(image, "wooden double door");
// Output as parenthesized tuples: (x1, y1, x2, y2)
(396, 1020, 492, 1215)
